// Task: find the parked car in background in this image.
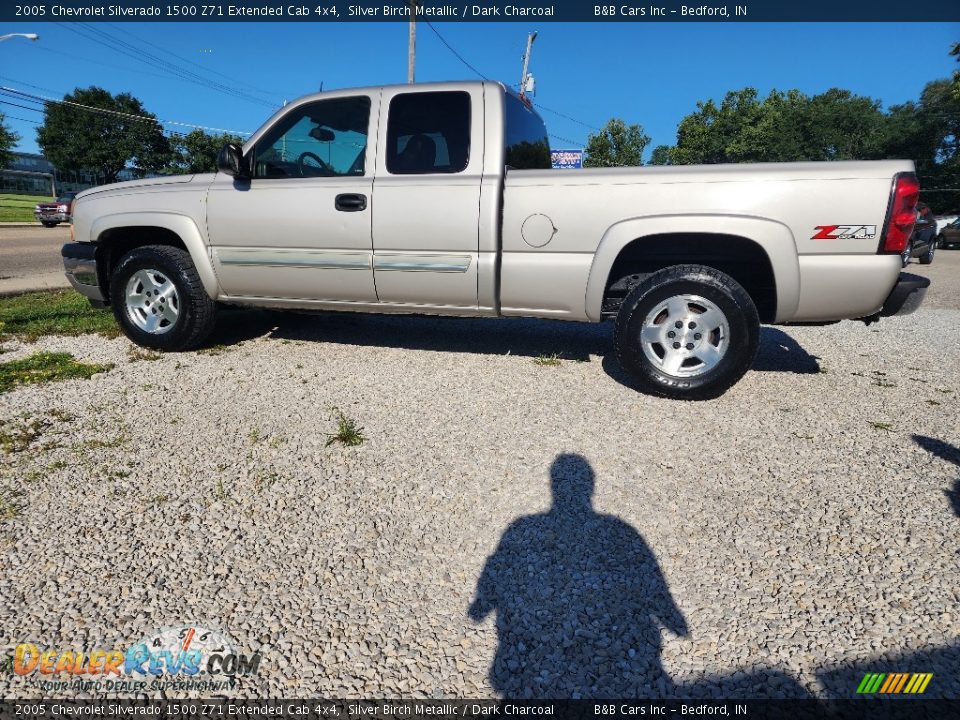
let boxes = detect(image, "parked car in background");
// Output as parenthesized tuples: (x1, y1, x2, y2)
(937, 217, 960, 249)
(35, 192, 76, 227)
(903, 203, 937, 265)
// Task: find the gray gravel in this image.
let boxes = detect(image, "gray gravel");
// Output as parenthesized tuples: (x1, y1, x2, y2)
(1, 307, 958, 699)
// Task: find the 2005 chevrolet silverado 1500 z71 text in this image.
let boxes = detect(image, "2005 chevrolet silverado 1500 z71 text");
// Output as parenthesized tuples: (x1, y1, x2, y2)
(62, 81, 930, 400)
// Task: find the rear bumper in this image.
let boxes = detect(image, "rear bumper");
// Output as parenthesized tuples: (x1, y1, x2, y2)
(61, 243, 105, 304)
(880, 272, 929, 317)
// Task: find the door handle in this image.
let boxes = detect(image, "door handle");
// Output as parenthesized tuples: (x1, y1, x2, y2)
(335, 193, 367, 212)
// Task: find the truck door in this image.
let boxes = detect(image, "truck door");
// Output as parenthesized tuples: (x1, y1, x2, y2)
(206, 93, 379, 302)
(371, 88, 482, 308)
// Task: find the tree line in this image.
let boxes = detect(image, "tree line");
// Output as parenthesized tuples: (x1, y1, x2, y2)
(584, 45, 959, 213)
(0, 86, 243, 184)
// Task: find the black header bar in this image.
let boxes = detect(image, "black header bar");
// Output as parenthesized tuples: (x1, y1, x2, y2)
(2, 0, 959, 23)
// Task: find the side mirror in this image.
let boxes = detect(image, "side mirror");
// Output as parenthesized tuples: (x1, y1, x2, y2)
(217, 143, 249, 179)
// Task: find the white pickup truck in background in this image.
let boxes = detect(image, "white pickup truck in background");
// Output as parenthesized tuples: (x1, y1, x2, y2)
(62, 80, 929, 399)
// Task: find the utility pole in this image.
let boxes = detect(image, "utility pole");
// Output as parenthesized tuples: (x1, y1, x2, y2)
(519, 31, 537, 98)
(408, 0, 417, 83)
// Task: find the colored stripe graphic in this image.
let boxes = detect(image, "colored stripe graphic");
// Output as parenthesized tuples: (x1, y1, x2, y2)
(857, 672, 932, 694)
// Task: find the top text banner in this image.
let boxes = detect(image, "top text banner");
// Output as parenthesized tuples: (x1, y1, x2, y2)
(4, 0, 960, 22)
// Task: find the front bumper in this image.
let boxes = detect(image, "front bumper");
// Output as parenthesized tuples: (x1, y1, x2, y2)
(36, 212, 70, 223)
(880, 272, 930, 317)
(62, 243, 105, 304)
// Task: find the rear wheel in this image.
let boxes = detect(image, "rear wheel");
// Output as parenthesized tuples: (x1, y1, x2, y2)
(614, 265, 760, 400)
(109, 245, 217, 351)
(919, 243, 935, 265)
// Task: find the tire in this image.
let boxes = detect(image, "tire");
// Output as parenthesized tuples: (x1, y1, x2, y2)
(109, 245, 217, 351)
(41, 221, 59, 228)
(901, 242, 912, 267)
(614, 264, 760, 401)
(919, 243, 935, 265)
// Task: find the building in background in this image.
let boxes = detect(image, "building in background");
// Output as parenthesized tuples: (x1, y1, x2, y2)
(1, 151, 143, 196)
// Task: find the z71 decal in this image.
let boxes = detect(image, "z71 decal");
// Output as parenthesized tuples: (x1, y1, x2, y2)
(812, 225, 877, 240)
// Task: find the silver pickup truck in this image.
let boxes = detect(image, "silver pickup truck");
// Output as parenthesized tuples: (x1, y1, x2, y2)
(62, 80, 929, 399)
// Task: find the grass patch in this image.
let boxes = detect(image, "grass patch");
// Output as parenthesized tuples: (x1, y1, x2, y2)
(0, 290, 118, 341)
(0, 352, 113, 394)
(0, 417, 49, 454)
(873, 379, 897, 388)
(0, 487, 24, 520)
(533, 353, 562, 367)
(326, 408, 364, 447)
(196, 344, 233, 356)
(127, 346, 163, 362)
(869, 421, 894, 431)
(0, 193, 49, 223)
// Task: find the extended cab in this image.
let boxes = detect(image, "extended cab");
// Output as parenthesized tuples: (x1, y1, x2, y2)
(62, 81, 929, 399)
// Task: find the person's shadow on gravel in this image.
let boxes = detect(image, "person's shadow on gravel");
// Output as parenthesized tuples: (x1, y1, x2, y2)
(468, 453, 689, 698)
(912, 434, 960, 519)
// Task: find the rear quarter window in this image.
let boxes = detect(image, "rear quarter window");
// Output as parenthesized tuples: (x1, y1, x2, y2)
(505, 94, 550, 170)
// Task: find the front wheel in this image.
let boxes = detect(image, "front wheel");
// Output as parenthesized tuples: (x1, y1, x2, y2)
(919, 243, 935, 265)
(614, 265, 760, 400)
(109, 245, 217, 351)
(41, 221, 59, 228)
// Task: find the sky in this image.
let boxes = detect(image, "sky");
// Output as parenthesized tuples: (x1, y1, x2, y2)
(1, 21, 957, 161)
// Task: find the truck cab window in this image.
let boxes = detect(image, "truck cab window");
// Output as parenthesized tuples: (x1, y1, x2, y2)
(387, 91, 471, 174)
(251, 96, 371, 179)
(505, 94, 551, 169)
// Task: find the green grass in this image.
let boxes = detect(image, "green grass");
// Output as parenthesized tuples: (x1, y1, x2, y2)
(0, 290, 118, 342)
(326, 408, 365, 447)
(0, 352, 114, 394)
(869, 421, 894, 431)
(533, 353, 563, 367)
(0, 487, 24, 519)
(0, 193, 50, 223)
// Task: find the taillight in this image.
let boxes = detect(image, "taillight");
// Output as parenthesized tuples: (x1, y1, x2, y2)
(880, 173, 919, 253)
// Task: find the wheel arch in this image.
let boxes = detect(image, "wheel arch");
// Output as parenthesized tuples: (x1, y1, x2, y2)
(91, 213, 221, 302)
(584, 215, 800, 323)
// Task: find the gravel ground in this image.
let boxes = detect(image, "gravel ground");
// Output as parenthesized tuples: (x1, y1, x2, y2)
(0, 306, 958, 700)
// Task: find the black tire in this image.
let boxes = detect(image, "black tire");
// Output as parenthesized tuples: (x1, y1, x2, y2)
(901, 242, 912, 267)
(614, 264, 760, 401)
(919, 243, 935, 265)
(109, 245, 217, 351)
(41, 221, 59, 228)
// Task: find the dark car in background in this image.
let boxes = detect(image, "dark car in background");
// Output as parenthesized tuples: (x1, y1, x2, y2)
(34, 192, 77, 228)
(902, 202, 937, 266)
(938, 217, 960, 249)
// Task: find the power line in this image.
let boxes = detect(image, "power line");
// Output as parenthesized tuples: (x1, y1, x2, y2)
(58, 23, 277, 110)
(424, 22, 488, 80)
(106, 23, 288, 103)
(0, 87, 251, 136)
(534, 101, 601, 132)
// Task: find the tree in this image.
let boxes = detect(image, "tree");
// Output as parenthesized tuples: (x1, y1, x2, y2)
(0, 113, 19, 170)
(169, 129, 244, 174)
(669, 87, 886, 165)
(951, 42, 960, 102)
(37, 87, 171, 184)
(583, 118, 650, 168)
(648, 145, 673, 166)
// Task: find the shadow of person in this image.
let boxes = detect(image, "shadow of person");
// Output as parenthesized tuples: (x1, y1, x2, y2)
(469, 454, 689, 698)
(913, 434, 960, 519)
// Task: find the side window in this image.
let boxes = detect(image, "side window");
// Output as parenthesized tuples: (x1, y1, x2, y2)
(252, 96, 371, 179)
(505, 94, 551, 169)
(387, 91, 471, 175)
